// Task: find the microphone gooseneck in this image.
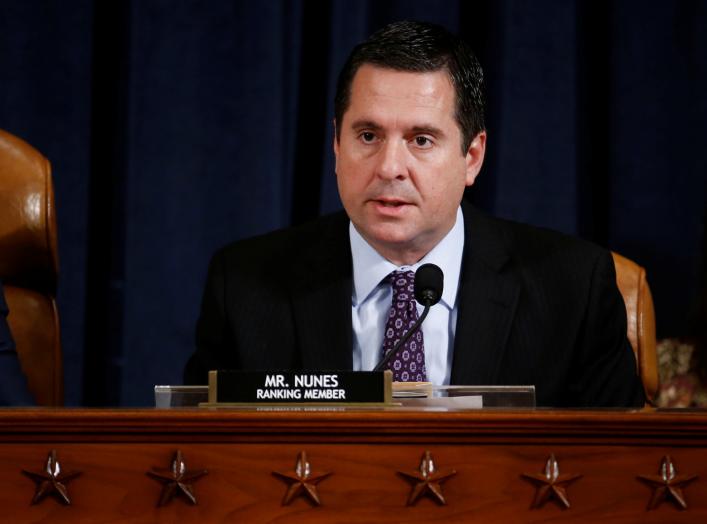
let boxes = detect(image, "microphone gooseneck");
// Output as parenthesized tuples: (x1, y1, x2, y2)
(373, 263, 444, 373)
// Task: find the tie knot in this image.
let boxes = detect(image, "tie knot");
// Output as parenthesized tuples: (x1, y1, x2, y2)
(389, 270, 415, 301)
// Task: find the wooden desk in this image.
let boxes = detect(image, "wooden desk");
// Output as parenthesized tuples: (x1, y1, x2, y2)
(1, 408, 706, 523)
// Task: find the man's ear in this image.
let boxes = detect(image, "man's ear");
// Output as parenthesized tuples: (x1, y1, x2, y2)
(333, 119, 339, 156)
(464, 130, 486, 187)
(333, 119, 340, 173)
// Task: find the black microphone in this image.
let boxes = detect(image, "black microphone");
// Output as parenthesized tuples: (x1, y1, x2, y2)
(414, 263, 444, 307)
(373, 263, 444, 373)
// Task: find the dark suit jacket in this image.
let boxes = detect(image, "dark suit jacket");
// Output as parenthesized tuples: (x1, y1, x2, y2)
(185, 201, 645, 407)
(0, 281, 35, 406)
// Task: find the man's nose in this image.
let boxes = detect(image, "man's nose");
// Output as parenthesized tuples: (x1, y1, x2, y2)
(375, 139, 408, 180)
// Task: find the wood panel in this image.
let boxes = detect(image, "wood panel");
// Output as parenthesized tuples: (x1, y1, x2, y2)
(0, 408, 706, 523)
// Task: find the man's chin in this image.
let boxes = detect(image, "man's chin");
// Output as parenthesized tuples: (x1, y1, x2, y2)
(362, 223, 415, 244)
(358, 225, 424, 258)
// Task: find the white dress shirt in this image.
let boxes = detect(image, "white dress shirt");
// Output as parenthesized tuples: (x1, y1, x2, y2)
(350, 206, 465, 385)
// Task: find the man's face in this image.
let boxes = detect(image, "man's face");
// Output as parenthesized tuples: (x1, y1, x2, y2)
(334, 64, 486, 265)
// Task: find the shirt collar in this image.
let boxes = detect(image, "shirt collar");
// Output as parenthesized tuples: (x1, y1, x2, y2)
(350, 206, 465, 310)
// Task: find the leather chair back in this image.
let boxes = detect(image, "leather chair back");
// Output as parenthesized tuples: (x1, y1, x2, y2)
(0, 128, 62, 405)
(612, 252, 658, 403)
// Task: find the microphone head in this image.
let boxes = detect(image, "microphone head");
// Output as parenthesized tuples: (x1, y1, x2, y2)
(414, 263, 444, 306)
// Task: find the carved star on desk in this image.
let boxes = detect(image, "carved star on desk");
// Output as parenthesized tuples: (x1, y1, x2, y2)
(22, 449, 82, 505)
(272, 451, 332, 506)
(637, 455, 698, 510)
(397, 451, 457, 505)
(521, 454, 582, 509)
(147, 450, 208, 506)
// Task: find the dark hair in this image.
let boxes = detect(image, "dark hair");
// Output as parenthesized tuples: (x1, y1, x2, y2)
(334, 20, 486, 154)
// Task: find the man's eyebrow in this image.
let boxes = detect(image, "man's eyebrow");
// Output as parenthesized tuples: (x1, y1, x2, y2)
(350, 119, 382, 131)
(410, 125, 446, 137)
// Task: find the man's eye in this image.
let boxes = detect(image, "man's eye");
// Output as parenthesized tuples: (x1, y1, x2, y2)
(360, 132, 376, 143)
(414, 136, 432, 148)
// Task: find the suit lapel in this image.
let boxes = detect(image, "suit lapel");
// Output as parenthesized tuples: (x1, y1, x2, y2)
(451, 203, 520, 385)
(288, 213, 353, 371)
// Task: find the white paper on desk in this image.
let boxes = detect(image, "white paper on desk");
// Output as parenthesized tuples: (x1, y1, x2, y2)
(417, 395, 483, 409)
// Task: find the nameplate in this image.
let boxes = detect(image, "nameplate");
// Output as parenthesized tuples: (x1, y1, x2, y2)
(207, 370, 393, 405)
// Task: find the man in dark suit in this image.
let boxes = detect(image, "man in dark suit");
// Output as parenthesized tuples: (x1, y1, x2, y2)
(0, 281, 34, 405)
(184, 21, 644, 407)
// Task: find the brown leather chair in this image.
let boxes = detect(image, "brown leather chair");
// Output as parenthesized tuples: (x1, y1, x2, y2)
(0, 128, 62, 406)
(612, 252, 658, 403)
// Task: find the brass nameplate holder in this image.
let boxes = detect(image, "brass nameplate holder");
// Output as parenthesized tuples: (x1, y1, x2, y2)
(202, 370, 394, 407)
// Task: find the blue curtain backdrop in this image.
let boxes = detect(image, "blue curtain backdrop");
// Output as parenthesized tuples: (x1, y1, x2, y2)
(1, 1, 705, 406)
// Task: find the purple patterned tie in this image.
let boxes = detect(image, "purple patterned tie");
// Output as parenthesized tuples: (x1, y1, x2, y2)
(381, 270, 427, 382)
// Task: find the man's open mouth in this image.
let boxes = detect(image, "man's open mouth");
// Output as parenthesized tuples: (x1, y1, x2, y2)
(375, 199, 409, 207)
